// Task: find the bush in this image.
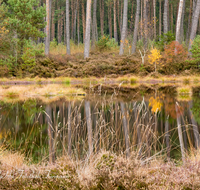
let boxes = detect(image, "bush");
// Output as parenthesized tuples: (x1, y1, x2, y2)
(191, 35, 200, 60)
(163, 41, 187, 63)
(96, 35, 118, 52)
(156, 31, 175, 51)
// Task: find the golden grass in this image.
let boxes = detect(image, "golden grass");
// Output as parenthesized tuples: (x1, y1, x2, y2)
(0, 84, 86, 103)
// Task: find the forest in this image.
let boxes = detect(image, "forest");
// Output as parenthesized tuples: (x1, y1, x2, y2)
(0, 0, 200, 78)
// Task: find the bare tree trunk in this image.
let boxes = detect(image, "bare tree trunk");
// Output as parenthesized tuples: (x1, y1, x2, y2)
(175, 103, 185, 163)
(84, 0, 92, 58)
(117, 0, 121, 35)
(85, 101, 93, 157)
(51, 0, 55, 41)
(77, 0, 80, 44)
(92, 0, 97, 48)
(188, 0, 200, 51)
(108, 2, 113, 39)
(132, 0, 140, 53)
(159, 0, 162, 39)
(180, 0, 186, 42)
(186, 0, 192, 44)
(68, 102, 71, 156)
(66, 0, 70, 54)
(144, 0, 148, 49)
(171, 3, 173, 32)
(114, 0, 118, 42)
(153, 0, 156, 39)
(73, 0, 78, 42)
(57, 5, 61, 43)
(164, 0, 169, 34)
(101, 0, 105, 36)
(45, 0, 52, 55)
(120, 102, 130, 157)
(119, 0, 128, 55)
(176, 0, 184, 43)
(130, 0, 134, 31)
(165, 115, 170, 159)
(82, 0, 86, 43)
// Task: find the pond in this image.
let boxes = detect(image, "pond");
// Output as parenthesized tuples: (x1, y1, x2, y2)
(0, 83, 200, 163)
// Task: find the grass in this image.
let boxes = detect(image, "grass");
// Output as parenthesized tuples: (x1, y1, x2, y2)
(0, 149, 200, 189)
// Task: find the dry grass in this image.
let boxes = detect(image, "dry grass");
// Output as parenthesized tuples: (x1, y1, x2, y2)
(0, 149, 200, 189)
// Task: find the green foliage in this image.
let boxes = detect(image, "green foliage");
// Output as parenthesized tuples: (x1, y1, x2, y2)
(96, 35, 118, 52)
(191, 35, 200, 60)
(156, 31, 175, 51)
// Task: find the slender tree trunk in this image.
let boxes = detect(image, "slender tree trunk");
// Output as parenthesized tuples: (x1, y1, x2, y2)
(171, 3, 173, 32)
(153, 0, 156, 39)
(117, 0, 121, 35)
(45, 0, 52, 55)
(189, 0, 200, 51)
(92, 0, 97, 48)
(57, 5, 61, 43)
(66, 0, 70, 54)
(85, 101, 93, 157)
(51, 0, 55, 41)
(73, 1, 78, 42)
(186, 0, 192, 44)
(180, 0, 186, 42)
(159, 0, 162, 38)
(144, 0, 148, 49)
(119, 0, 128, 55)
(84, 0, 92, 58)
(120, 102, 130, 157)
(163, 0, 168, 34)
(77, 0, 80, 44)
(176, 0, 184, 43)
(114, 0, 118, 42)
(68, 102, 71, 156)
(175, 103, 185, 163)
(108, 2, 113, 39)
(130, 0, 134, 31)
(82, 0, 86, 43)
(132, 0, 140, 53)
(71, 0, 74, 38)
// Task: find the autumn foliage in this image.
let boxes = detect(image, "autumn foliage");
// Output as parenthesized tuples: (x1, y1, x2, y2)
(148, 48, 162, 72)
(163, 41, 188, 63)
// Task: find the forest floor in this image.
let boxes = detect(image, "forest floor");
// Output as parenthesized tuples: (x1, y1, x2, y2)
(0, 150, 200, 189)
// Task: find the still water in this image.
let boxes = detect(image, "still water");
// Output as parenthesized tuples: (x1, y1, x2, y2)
(0, 84, 200, 163)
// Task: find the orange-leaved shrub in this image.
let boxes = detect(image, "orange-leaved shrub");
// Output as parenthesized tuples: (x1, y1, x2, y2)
(163, 41, 187, 63)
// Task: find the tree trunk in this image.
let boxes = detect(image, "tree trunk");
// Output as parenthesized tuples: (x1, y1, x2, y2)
(117, 0, 121, 35)
(171, 3, 173, 32)
(189, 0, 200, 51)
(57, 5, 61, 43)
(92, 0, 97, 48)
(114, 0, 118, 42)
(120, 102, 130, 157)
(67, 102, 71, 156)
(66, 0, 70, 54)
(119, 0, 128, 55)
(153, 0, 156, 39)
(82, 0, 86, 43)
(108, 2, 113, 39)
(85, 101, 93, 157)
(45, 0, 52, 55)
(51, 0, 55, 41)
(84, 0, 92, 58)
(159, 0, 162, 39)
(132, 0, 140, 53)
(144, 0, 148, 49)
(180, 0, 186, 42)
(73, 0, 78, 42)
(163, 0, 168, 34)
(130, 0, 134, 31)
(176, 0, 184, 43)
(175, 103, 185, 163)
(77, 0, 80, 44)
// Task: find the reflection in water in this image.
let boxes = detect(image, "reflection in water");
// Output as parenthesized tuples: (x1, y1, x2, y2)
(0, 93, 200, 162)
